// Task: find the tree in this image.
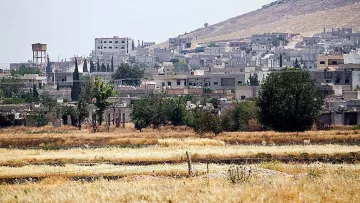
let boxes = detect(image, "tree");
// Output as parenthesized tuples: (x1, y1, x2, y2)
(46, 55, 52, 74)
(71, 58, 81, 101)
(11, 65, 40, 76)
(112, 63, 144, 86)
(257, 68, 323, 132)
(141, 40, 144, 48)
(97, 59, 101, 72)
(106, 64, 110, 72)
(191, 110, 222, 135)
(132, 40, 135, 50)
(294, 58, 301, 69)
(83, 59, 88, 72)
(75, 97, 89, 130)
(56, 80, 60, 90)
(91, 76, 117, 126)
(248, 73, 259, 86)
(204, 23, 208, 28)
(111, 56, 114, 72)
(101, 63, 107, 72)
(90, 60, 95, 73)
(0, 78, 24, 98)
(221, 101, 259, 132)
(279, 53, 283, 68)
(32, 84, 39, 102)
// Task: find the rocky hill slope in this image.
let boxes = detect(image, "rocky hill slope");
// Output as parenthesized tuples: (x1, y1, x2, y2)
(155, 0, 360, 47)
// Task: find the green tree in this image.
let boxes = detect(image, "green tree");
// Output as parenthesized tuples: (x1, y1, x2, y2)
(56, 80, 60, 90)
(111, 56, 114, 72)
(132, 40, 135, 50)
(221, 101, 259, 132)
(204, 23, 209, 28)
(248, 73, 259, 86)
(11, 65, 40, 76)
(257, 68, 323, 132)
(0, 78, 24, 98)
(90, 60, 95, 73)
(294, 58, 301, 69)
(83, 59, 88, 72)
(91, 76, 117, 126)
(32, 84, 39, 102)
(101, 63, 107, 72)
(106, 64, 110, 72)
(97, 59, 101, 72)
(279, 53, 283, 68)
(112, 63, 144, 86)
(192, 110, 222, 135)
(71, 58, 81, 101)
(46, 55, 52, 74)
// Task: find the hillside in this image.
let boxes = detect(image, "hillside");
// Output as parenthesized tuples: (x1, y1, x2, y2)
(155, 0, 360, 48)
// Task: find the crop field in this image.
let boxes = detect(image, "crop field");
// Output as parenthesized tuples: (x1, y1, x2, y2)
(0, 126, 360, 202)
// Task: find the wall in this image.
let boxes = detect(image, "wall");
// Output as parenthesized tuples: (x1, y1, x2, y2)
(235, 86, 260, 100)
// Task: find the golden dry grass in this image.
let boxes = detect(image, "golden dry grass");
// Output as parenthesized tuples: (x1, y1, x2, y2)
(1, 145, 360, 166)
(1, 126, 360, 147)
(1, 166, 360, 202)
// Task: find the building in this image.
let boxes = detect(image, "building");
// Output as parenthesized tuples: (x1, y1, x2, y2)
(94, 36, 133, 58)
(143, 42, 155, 48)
(204, 47, 231, 55)
(235, 86, 260, 100)
(317, 54, 344, 70)
(169, 38, 192, 49)
(154, 49, 173, 63)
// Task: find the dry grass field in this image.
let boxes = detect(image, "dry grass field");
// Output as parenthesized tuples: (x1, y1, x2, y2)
(0, 126, 360, 202)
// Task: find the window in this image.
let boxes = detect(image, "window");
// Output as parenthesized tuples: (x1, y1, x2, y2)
(204, 83, 208, 87)
(320, 61, 326, 65)
(168, 82, 172, 86)
(241, 96, 246, 100)
(122, 41, 125, 43)
(104, 41, 107, 43)
(104, 47, 107, 49)
(238, 81, 243, 84)
(331, 61, 338, 65)
(162, 83, 165, 87)
(109, 41, 112, 43)
(214, 82, 218, 85)
(98, 46, 101, 49)
(326, 80, 331, 83)
(109, 47, 112, 49)
(115, 47, 118, 49)
(177, 81, 181, 86)
(345, 78, 350, 84)
(121, 47, 125, 49)
(115, 41, 118, 44)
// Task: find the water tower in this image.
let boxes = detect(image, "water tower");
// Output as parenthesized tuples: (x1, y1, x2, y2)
(32, 43, 47, 72)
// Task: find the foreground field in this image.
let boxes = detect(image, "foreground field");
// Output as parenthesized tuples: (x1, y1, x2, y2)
(1, 165, 360, 202)
(1, 127, 360, 202)
(0, 126, 360, 147)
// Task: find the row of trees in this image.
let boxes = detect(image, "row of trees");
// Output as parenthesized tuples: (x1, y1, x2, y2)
(132, 68, 323, 133)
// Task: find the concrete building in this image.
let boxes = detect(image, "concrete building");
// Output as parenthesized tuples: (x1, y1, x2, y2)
(94, 37, 133, 56)
(210, 73, 246, 90)
(235, 86, 260, 100)
(143, 42, 155, 48)
(317, 54, 344, 70)
(204, 47, 231, 55)
(169, 38, 192, 49)
(154, 49, 173, 63)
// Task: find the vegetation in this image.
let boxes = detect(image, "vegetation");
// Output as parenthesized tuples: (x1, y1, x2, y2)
(46, 55, 52, 74)
(91, 76, 117, 126)
(247, 73, 259, 86)
(258, 68, 323, 132)
(83, 59, 88, 72)
(112, 63, 144, 86)
(90, 60, 95, 73)
(71, 59, 81, 101)
(11, 65, 40, 76)
(221, 101, 259, 132)
(0, 77, 24, 98)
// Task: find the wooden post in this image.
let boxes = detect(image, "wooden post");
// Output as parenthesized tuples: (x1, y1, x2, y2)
(107, 113, 111, 130)
(122, 113, 125, 129)
(116, 110, 121, 128)
(186, 151, 192, 176)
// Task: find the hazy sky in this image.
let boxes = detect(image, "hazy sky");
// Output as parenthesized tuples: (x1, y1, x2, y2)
(0, 0, 274, 62)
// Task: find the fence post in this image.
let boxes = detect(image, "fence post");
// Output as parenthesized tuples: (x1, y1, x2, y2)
(122, 113, 125, 129)
(186, 151, 192, 176)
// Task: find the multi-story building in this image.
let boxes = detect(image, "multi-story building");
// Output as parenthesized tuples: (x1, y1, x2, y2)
(143, 42, 155, 48)
(169, 38, 192, 49)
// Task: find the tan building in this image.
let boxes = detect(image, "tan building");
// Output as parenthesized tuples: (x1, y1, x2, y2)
(317, 54, 344, 70)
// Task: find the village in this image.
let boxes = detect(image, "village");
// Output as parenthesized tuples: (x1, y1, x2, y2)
(1, 27, 360, 127)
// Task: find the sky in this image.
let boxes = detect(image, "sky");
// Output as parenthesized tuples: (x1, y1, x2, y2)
(0, 0, 274, 63)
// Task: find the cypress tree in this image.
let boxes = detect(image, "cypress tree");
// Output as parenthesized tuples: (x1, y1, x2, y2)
(56, 80, 60, 91)
(83, 59, 88, 72)
(106, 64, 110, 72)
(33, 84, 39, 102)
(46, 55, 52, 74)
(141, 40, 144, 48)
(101, 63, 106, 72)
(97, 59, 101, 72)
(71, 58, 81, 101)
(111, 56, 114, 72)
(294, 58, 300, 69)
(132, 40, 135, 50)
(280, 53, 283, 68)
(90, 60, 95, 73)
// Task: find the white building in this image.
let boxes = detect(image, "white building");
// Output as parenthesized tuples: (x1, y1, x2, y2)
(143, 42, 155, 48)
(94, 36, 133, 58)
